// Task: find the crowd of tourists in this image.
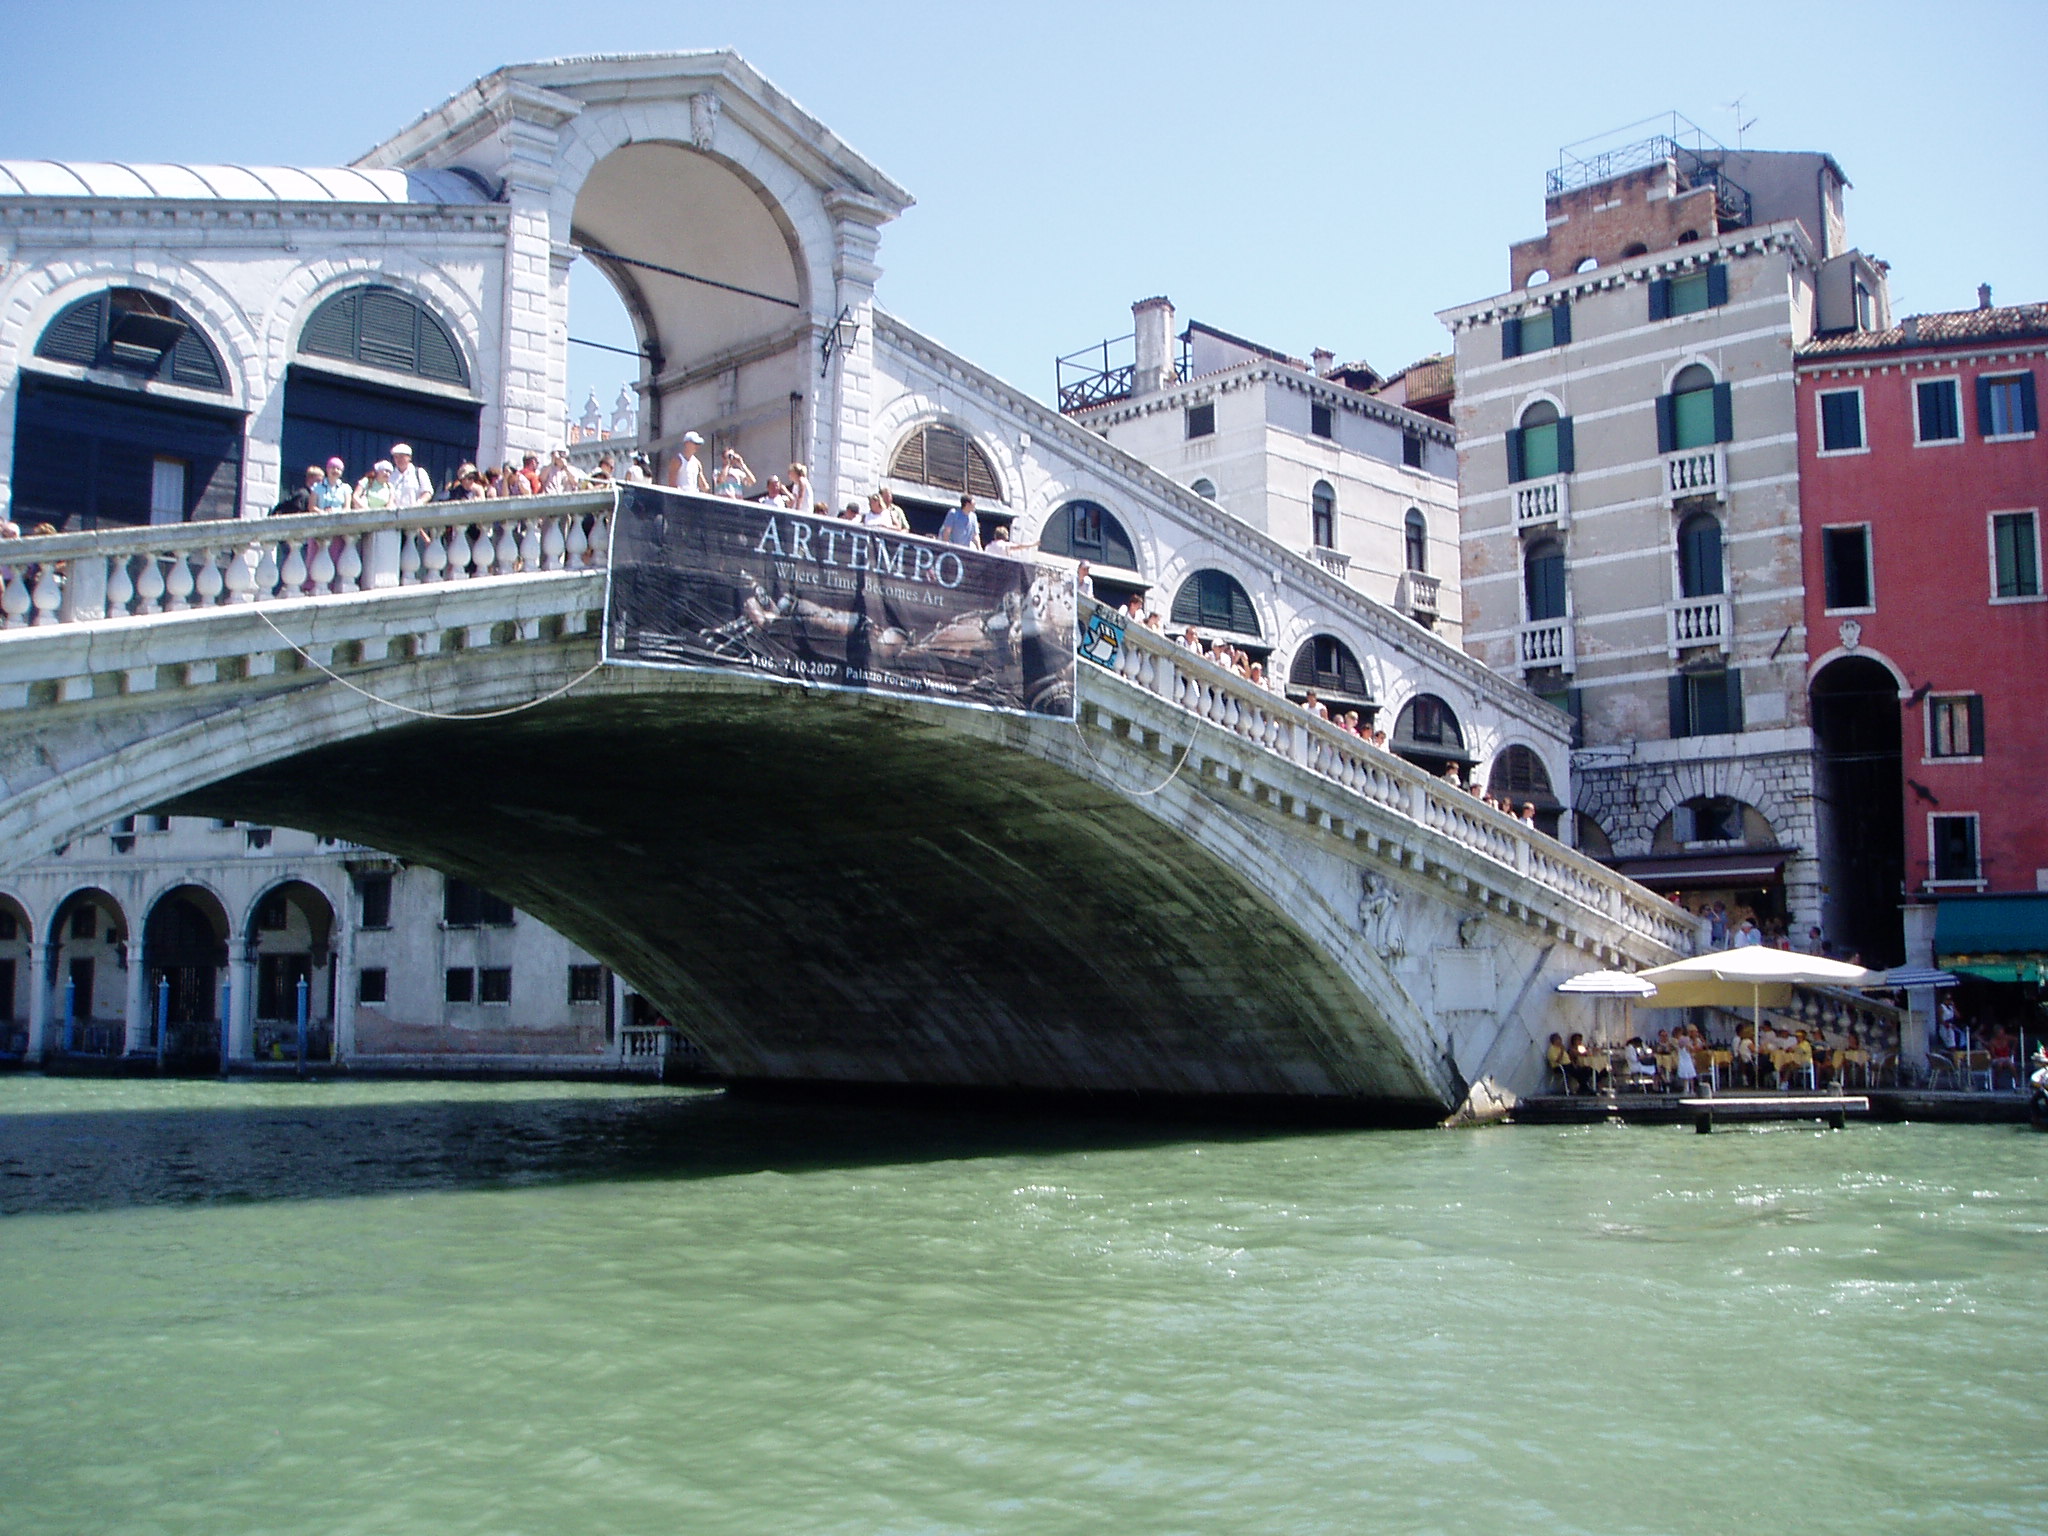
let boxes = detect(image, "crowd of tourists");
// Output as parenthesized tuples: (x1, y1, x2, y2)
(1546, 1018, 1885, 1096)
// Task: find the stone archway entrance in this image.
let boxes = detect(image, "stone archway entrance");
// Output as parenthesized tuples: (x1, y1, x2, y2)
(143, 885, 230, 1063)
(1811, 656, 1904, 965)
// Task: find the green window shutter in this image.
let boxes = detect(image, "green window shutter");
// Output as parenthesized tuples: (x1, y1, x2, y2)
(1725, 669, 1744, 733)
(1505, 427, 1525, 484)
(1554, 417, 1575, 473)
(1648, 280, 1671, 321)
(1655, 394, 1677, 454)
(1976, 374, 1995, 436)
(1706, 263, 1729, 308)
(1668, 675, 1690, 737)
(36, 294, 108, 366)
(2021, 373, 2040, 433)
(1712, 382, 1734, 443)
(1968, 695, 1986, 756)
(1501, 317, 1523, 359)
(1551, 302, 1572, 346)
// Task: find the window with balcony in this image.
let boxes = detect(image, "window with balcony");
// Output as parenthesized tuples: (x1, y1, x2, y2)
(1916, 378, 1961, 443)
(1657, 364, 1731, 453)
(1310, 402, 1334, 439)
(1991, 510, 2041, 599)
(1977, 372, 2038, 439)
(1311, 481, 1336, 549)
(1677, 511, 1724, 597)
(1524, 538, 1567, 623)
(1649, 263, 1728, 320)
(1669, 668, 1743, 737)
(1501, 302, 1570, 358)
(1185, 402, 1215, 439)
(1507, 400, 1574, 482)
(1404, 509, 1428, 573)
(1817, 388, 1865, 453)
(1928, 695, 1984, 759)
(1822, 525, 1874, 611)
(1930, 813, 1980, 883)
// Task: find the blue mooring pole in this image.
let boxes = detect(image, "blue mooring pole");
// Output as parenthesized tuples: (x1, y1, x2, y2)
(155, 974, 170, 1070)
(295, 973, 309, 1077)
(62, 975, 76, 1054)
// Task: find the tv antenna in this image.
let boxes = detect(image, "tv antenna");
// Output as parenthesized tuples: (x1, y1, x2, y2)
(1725, 95, 1758, 149)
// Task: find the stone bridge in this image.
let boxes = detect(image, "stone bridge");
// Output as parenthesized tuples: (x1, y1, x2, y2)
(0, 495, 1695, 1118)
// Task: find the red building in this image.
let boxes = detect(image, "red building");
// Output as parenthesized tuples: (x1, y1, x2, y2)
(1796, 295, 2047, 1002)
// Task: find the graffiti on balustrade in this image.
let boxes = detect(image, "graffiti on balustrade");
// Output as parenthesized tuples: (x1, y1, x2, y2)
(603, 485, 1077, 717)
(1077, 607, 1125, 670)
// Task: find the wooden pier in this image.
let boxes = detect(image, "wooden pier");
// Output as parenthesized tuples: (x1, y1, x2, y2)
(1514, 1088, 2028, 1128)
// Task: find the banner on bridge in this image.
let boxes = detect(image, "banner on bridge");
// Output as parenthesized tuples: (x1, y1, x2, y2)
(603, 485, 1077, 718)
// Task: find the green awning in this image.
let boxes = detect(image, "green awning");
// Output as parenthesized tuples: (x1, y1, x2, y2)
(1935, 893, 2048, 979)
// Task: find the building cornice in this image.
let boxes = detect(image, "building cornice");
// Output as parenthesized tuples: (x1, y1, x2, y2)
(1795, 342, 2048, 376)
(873, 308, 1566, 736)
(0, 202, 509, 236)
(1436, 221, 1816, 334)
(1072, 359, 1455, 446)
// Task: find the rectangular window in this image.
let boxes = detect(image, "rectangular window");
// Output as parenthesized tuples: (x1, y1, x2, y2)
(1670, 669, 1743, 738)
(1992, 511, 2041, 599)
(1930, 814, 1980, 883)
(443, 878, 514, 928)
(70, 906, 96, 941)
(110, 815, 136, 854)
(1649, 264, 1727, 321)
(1069, 503, 1103, 551)
(568, 964, 604, 1005)
(478, 967, 512, 1005)
(1979, 372, 2038, 438)
(1185, 402, 1215, 439)
(1669, 271, 1710, 316)
(149, 458, 187, 525)
(1402, 431, 1424, 469)
(1822, 525, 1874, 611)
(1410, 696, 1445, 744)
(444, 967, 475, 1004)
(358, 873, 392, 929)
(244, 827, 272, 851)
(357, 968, 388, 1005)
(256, 892, 289, 931)
(1519, 308, 1555, 352)
(1927, 695, 1985, 759)
(1916, 378, 1961, 443)
(1818, 389, 1864, 452)
(1310, 402, 1333, 439)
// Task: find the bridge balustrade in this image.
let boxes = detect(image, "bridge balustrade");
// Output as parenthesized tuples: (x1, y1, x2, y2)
(1092, 605, 1695, 955)
(0, 493, 615, 629)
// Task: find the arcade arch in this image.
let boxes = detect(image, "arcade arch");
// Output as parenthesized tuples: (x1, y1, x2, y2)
(1487, 744, 1563, 835)
(0, 892, 29, 1053)
(1288, 634, 1373, 715)
(143, 884, 230, 1057)
(1390, 694, 1470, 776)
(48, 888, 127, 1055)
(245, 879, 337, 1060)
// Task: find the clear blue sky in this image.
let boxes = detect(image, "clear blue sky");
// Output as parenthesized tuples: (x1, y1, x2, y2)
(4, 0, 2042, 416)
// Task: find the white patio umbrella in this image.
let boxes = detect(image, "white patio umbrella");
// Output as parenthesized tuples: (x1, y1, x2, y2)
(1555, 971, 1661, 1075)
(1638, 948, 1882, 1081)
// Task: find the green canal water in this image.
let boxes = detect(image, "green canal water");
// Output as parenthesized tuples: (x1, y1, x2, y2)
(1, 1077, 2042, 1535)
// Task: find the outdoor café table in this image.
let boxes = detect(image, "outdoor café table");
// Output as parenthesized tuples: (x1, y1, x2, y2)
(1704, 1048, 1732, 1091)
(1835, 1048, 1869, 1087)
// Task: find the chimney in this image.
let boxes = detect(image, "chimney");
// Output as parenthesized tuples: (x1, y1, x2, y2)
(1978, 283, 1993, 311)
(1131, 296, 1176, 396)
(1312, 348, 1336, 376)
(1903, 315, 1920, 344)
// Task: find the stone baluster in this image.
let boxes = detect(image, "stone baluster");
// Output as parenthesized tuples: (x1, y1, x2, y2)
(192, 550, 225, 608)
(565, 515, 589, 567)
(253, 542, 280, 600)
(308, 538, 337, 593)
(335, 534, 364, 594)
(441, 524, 471, 581)
(3, 566, 33, 627)
(540, 517, 566, 571)
(161, 549, 196, 611)
(31, 560, 65, 624)
(420, 527, 449, 582)
(495, 522, 519, 575)
(133, 556, 166, 615)
(222, 546, 256, 604)
(398, 530, 423, 585)
(106, 556, 136, 617)
(280, 541, 308, 596)
(519, 521, 542, 572)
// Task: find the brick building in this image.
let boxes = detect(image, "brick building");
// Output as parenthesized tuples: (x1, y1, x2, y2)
(1796, 295, 2048, 989)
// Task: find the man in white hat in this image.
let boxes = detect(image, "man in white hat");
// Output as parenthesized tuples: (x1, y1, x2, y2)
(388, 444, 433, 509)
(668, 431, 708, 495)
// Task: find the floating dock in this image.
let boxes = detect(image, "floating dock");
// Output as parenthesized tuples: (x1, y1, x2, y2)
(1513, 1090, 2028, 1128)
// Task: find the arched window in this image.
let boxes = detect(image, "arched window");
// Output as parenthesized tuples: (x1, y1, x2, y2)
(1391, 694, 1466, 770)
(1677, 511, 1724, 598)
(1489, 746, 1563, 834)
(1404, 509, 1428, 573)
(1670, 363, 1717, 450)
(1573, 256, 1598, 273)
(299, 285, 469, 387)
(1038, 500, 1136, 570)
(1524, 537, 1567, 622)
(1517, 399, 1562, 479)
(35, 288, 229, 391)
(1311, 480, 1336, 549)
(888, 422, 1005, 502)
(1170, 569, 1260, 636)
(1289, 634, 1370, 702)
(1190, 478, 1216, 500)
(1620, 243, 1650, 260)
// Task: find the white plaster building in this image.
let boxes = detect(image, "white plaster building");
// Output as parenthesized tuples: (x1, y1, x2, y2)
(1438, 125, 1892, 932)
(1060, 299, 1464, 645)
